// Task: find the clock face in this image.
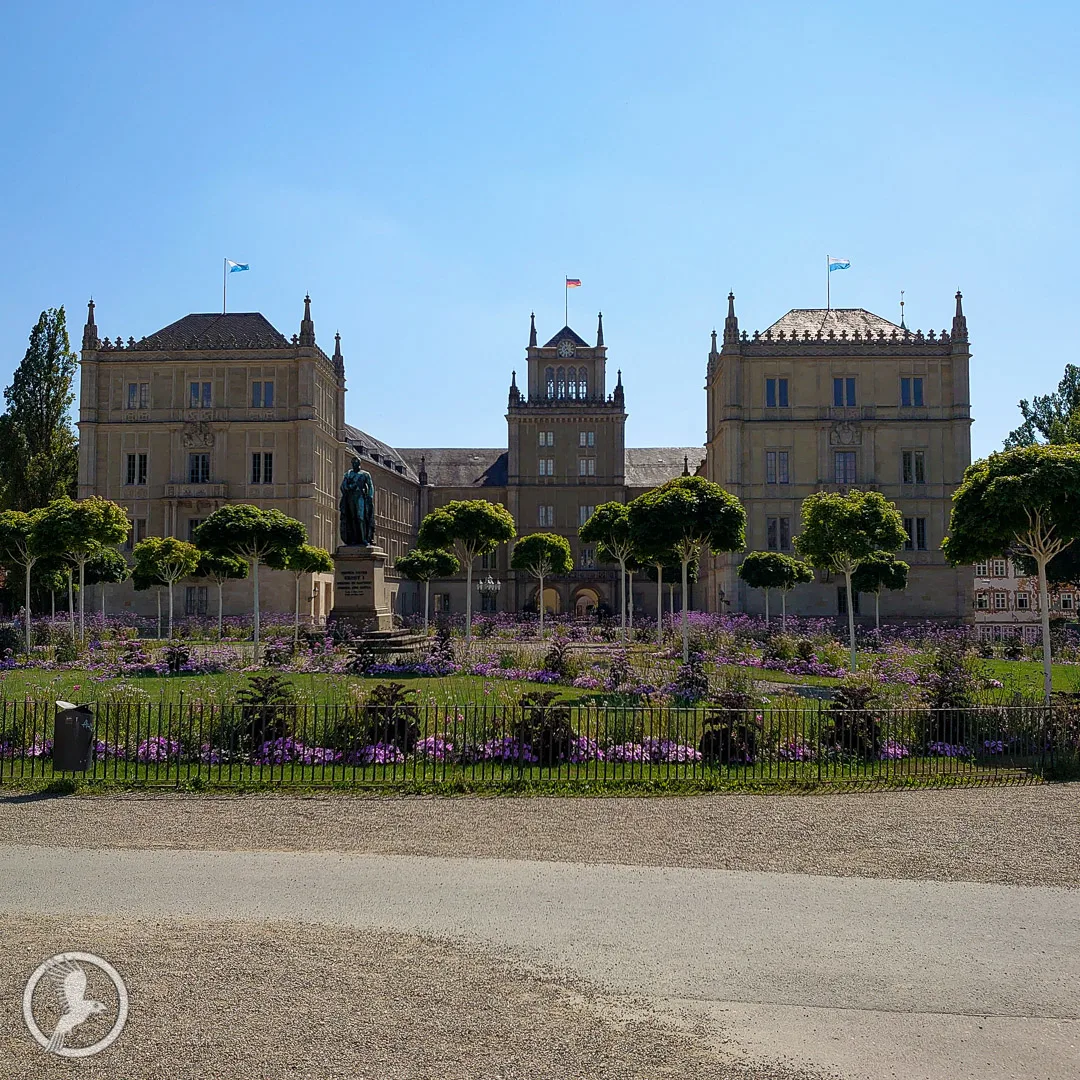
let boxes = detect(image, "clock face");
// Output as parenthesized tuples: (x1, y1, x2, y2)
(557, 339, 575, 358)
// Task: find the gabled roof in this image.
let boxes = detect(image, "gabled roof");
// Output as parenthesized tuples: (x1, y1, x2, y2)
(345, 424, 419, 482)
(624, 448, 703, 490)
(762, 308, 905, 338)
(541, 325, 591, 348)
(397, 449, 508, 489)
(134, 313, 290, 351)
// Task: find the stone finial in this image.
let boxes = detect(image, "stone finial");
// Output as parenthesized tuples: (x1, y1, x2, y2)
(723, 291, 739, 345)
(528, 312, 537, 348)
(418, 455, 428, 486)
(82, 298, 99, 350)
(508, 368, 521, 407)
(682, 454, 690, 477)
(952, 289, 968, 343)
(299, 294, 315, 346)
(332, 331, 344, 378)
(613, 368, 624, 406)
(710, 329, 718, 356)
(596, 311, 604, 348)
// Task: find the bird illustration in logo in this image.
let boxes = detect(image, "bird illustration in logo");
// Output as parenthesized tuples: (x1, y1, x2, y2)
(43, 957, 107, 1054)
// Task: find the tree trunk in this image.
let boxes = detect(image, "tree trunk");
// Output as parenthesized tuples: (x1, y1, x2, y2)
(24, 559, 32, 655)
(681, 558, 690, 664)
(423, 578, 430, 636)
(252, 558, 261, 658)
(764, 588, 770, 627)
(67, 572, 75, 645)
(156, 588, 162, 639)
(51, 590, 55, 619)
(1038, 555, 1053, 703)
(655, 565, 663, 646)
(619, 558, 627, 640)
(875, 591, 880, 631)
(538, 571, 545, 640)
(464, 557, 473, 646)
(78, 560, 86, 641)
(669, 583, 675, 618)
(217, 582, 224, 640)
(101, 582, 106, 625)
(627, 571, 634, 631)
(844, 568, 857, 672)
(167, 581, 174, 639)
(294, 573, 301, 644)
(781, 590, 787, 633)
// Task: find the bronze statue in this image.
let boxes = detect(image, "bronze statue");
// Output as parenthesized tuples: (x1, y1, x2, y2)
(339, 457, 375, 546)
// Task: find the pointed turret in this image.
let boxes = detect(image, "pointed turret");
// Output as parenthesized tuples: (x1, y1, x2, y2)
(710, 329, 719, 358)
(613, 367, 624, 407)
(528, 312, 537, 348)
(952, 290, 968, 343)
(723, 291, 739, 345)
(82, 298, 99, 350)
(596, 311, 604, 348)
(332, 331, 345, 379)
(508, 368, 522, 407)
(299, 294, 315, 346)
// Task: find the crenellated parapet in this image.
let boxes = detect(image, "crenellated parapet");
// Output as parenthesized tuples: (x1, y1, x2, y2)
(730, 325, 957, 357)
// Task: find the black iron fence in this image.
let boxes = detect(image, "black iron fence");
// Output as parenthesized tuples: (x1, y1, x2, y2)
(0, 699, 1075, 787)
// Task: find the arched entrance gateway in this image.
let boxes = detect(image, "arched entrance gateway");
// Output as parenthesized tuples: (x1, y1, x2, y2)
(538, 587, 561, 615)
(574, 588, 600, 617)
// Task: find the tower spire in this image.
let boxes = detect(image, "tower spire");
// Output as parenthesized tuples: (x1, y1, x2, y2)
(952, 289, 967, 342)
(723, 291, 739, 345)
(299, 294, 315, 346)
(82, 298, 99, 350)
(596, 311, 604, 348)
(332, 331, 344, 379)
(508, 368, 522, 407)
(528, 312, 537, 348)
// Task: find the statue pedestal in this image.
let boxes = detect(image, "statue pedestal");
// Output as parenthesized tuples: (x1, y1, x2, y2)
(329, 545, 394, 633)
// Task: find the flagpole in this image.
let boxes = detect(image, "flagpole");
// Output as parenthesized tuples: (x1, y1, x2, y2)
(564, 276, 568, 327)
(223, 258, 227, 315)
(826, 255, 830, 312)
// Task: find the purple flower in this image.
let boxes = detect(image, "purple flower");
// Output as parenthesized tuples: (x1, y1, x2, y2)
(136, 737, 182, 762)
(878, 738, 910, 760)
(778, 739, 814, 762)
(928, 741, 973, 758)
(476, 736, 537, 763)
(415, 736, 455, 760)
(608, 741, 648, 762)
(563, 736, 605, 762)
(93, 740, 126, 760)
(343, 742, 406, 765)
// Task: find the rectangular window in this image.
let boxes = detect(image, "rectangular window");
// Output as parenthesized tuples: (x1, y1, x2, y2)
(765, 377, 789, 408)
(904, 517, 928, 551)
(1016, 592, 1030, 610)
(766, 516, 791, 551)
(975, 561, 989, 577)
(433, 593, 450, 614)
(578, 504, 595, 527)
(991, 558, 1008, 577)
(833, 451, 856, 485)
(766, 451, 776, 484)
(125, 517, 148, 551)
(766, 450, 790, 485)
(189, 381, 211, 409)
(1062, 593, 1074, 611)
(975, 592, 989, 610)
(902, 450, 926, 484)
(837, 587, 861, 615)
(766, 379, 776, 408)
(578, 431, 596, 447)
(834, 377, 856, 407)
(136, 382, 149, 409)
(994, 592, 1008, 611)
(481, 551, 497, 570)
(778, 378, 788, 407)
(901, 377, 925, 407)
(184, 586, 208, 616)
(580, 545, 596, 568)
(127, 383, 138, 409)
(538, 458, 555, 476)
(252, 381, 275, 408)
(188, 453, 210, 484)
(538, 431, 554, 447)
(187, 518, 204, 542)
(538, 505, 554, 527)
(578, 457, 596, 476)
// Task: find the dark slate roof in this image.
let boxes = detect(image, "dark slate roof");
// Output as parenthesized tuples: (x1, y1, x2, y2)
(344, 424, 419, 482)
(398, 448, 508, 489)
(762, 308, 904, 337)
(134, 313, 290, 351)
(541, 325, 591, 348)
(624, 447, 703, 489)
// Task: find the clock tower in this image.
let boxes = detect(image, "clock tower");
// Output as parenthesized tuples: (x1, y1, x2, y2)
(505, 312, 627, 614)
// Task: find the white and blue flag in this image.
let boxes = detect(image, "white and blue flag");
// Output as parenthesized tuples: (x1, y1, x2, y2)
(828, 256, 850, 272)
(227, 260, 249, 273)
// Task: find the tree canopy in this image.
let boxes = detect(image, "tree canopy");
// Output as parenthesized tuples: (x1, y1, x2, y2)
(851, 552, 910, 596)
(944, 444, 1080, 699)
(396, 548, 460, 583)
(134, 536, 200, 638)
(0, 308, 79, 510)
(0, 508, 44, 651)
(511, 532, 572, 639)
(1004, 364, 1080, 449)
(737, 551, 812, 627)
(579, 502, 635, 634)
(266, 543, 334, 640)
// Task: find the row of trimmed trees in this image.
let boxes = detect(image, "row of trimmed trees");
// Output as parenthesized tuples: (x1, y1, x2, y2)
(0, 499, 333, 653)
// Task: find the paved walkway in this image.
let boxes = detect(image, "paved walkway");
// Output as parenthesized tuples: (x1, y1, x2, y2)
(2, 844, 1077, 1078)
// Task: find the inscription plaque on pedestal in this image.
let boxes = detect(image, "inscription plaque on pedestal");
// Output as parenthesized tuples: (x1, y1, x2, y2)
(329, 545, 393, 632)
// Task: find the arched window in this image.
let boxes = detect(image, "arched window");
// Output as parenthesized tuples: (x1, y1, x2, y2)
(556, 366, 566, 399)
(567, 368, 578, 400)
(545, 366, 555, 398)
(577, 366, 588, 399)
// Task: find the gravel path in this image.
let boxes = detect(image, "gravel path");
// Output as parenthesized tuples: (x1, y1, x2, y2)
(0, 916, 835, 1080)
(1, 785, 1077, 886)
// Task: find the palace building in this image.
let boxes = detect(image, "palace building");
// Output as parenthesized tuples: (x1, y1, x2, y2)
(76, 299, 694, 621)
(702, 292, 973, 620)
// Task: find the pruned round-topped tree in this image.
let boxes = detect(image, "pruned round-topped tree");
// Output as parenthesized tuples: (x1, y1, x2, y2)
(737, 551, 814, 631)
(579, 502, 635, 639)
(628, 476, 746, 662)
(851, 553, 909, 631)
(396, 548, 461, 635)
(943, 444, 1080, 701)
(510, 533, 573, 640)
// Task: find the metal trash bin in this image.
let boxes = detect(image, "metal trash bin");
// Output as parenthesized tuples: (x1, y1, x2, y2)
(53, 700, 95, 772)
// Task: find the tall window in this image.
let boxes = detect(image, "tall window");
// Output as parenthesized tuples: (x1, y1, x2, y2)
(766, 450, 789, 485)
(124, 452, 147, 486)
(251, 452, 273, 484)
(187, 453, 210, 483)
(125, 517, 147, 551)
(578, 457, 596, 476)
(838, 587, 860, 615)
(127, 382, 149, 409)
(991, 558, 1008, 577)
(187, 518, 204, 542)
(833, 377, 856, 407)
(902, 450, 926, 484)
(545, 367, 555, 398)
(975, 561, 989, 577)
(765, 377, 789, 408)
(577, 367, 588, 399)
(538, 505, 554, 527)
(251, 381, 275, 408)
(834, 451, 856, 484)
(185, 586, 209, 616)
(578, 505, 595, 527)
(579, 431, 595, 448)
(556, 367, 566, 399)
(538, 431, 554, 447)
(901, 377, 924, 407)
(538, 458, 555, 476)
(580, 545, 596, 568)
(903, 516, 928, 551)
(481, 550, 497, 570)
(767, 516, 791, 551)
(189, 381, 211, 408)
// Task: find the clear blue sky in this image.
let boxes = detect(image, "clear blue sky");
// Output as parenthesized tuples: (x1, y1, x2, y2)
(1, 1, 1076, 458)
